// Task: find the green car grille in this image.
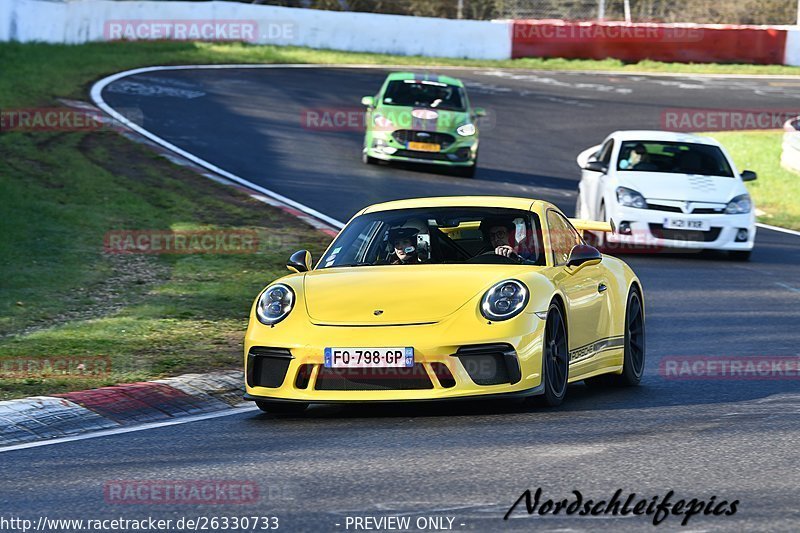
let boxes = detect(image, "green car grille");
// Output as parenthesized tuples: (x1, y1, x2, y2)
(391, 130, 456, 148)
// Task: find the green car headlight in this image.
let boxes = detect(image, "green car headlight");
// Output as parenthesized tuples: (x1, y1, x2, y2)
(456, 123, 476, 137)
(373, 113, 394, 130)
(256, 284, 295, 325)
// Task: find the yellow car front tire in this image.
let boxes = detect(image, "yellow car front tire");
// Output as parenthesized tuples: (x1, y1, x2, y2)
(532, 301, 569, 407)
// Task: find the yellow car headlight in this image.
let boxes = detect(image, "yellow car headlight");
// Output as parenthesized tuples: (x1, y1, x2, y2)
(480, 279, 529, 321)
(256, 284, 295, 325)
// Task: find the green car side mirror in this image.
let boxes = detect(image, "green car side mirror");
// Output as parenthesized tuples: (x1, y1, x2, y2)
(361, 96, 375, 107)
(474, 107, 487, 117)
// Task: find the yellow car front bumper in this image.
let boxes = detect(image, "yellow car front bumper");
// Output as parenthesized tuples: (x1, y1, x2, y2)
(244, 314, 546, 403)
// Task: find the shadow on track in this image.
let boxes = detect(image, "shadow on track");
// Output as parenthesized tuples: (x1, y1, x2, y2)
(245, 376, 797, 421)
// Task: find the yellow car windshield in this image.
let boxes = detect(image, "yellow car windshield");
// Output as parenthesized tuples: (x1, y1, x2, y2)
(318, 207, 544, 268)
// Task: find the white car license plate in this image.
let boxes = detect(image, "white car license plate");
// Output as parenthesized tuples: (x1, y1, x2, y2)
(663, 218, 710, 231)
(324, 347, 414, 368)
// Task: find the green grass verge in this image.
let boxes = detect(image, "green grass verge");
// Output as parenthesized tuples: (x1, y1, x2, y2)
(1, 45, 342, 399)
(2, 41, 800, 399)
(0, 130, 331, 399)
(704, 131, 800, 230)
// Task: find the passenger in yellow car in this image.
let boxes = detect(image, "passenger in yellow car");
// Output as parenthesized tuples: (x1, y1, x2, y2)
(389, 227, 424, 264)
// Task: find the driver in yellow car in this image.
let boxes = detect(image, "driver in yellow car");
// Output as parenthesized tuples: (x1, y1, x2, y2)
(480, 217, 536, 262)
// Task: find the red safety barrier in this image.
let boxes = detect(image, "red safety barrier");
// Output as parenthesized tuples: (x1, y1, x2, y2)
(512, 20, 787, 65)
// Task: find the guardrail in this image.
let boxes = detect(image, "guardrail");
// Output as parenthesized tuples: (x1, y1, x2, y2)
(781, 117, 800, 174)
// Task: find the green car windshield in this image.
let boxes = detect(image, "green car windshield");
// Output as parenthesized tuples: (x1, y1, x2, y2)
(382, 80, 466, 112)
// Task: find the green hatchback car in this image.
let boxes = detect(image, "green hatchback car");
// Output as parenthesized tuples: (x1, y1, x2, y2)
(361, 72, 485, 178)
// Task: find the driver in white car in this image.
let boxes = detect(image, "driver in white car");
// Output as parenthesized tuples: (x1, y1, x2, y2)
(622, 143, 658, 171)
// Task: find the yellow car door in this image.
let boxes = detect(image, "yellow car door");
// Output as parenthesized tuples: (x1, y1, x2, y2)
(545, 209, 613, 377)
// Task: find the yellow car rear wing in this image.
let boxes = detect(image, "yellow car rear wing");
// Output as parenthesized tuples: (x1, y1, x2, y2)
(569, 219, 616, 234)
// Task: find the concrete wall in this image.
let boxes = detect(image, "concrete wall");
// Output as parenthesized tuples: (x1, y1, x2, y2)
(1, 0, 512, 60)
(2, 0, 800, 65)
(784, 28, 800, 66)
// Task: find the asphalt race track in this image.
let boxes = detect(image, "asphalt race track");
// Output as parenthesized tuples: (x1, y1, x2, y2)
(2, 67, 799, 531)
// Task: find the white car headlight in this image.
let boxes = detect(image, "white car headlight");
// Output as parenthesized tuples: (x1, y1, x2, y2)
(256, 284, 294, 325)
(456, 123, 476, 136)
(725, 194, 752, 214)
(616, 187, 648, 209)
(480, 280, 529, 321)
(373, 113, 394, 130)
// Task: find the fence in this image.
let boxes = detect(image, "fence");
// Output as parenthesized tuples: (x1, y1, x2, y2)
(16, 0, 800, 24)
(248, 0, 799, 25)
(501, 0, 798, 24)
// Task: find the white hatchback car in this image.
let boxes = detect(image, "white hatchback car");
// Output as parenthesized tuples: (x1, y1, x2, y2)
(576, 131, 756, 260)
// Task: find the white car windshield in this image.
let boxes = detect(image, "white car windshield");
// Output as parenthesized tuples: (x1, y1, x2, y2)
(617, 141, 734, 177)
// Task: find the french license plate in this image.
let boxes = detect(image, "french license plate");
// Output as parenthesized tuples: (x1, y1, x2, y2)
(407, 141, 440, 152)
(663, 218, 710, 231)
(324, 347, 414, 368)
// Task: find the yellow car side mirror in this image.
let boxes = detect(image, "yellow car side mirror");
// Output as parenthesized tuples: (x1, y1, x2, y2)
(287, 250, 312, 273)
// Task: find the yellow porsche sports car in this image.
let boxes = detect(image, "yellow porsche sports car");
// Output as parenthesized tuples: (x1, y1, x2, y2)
(244, 196, 645, 414)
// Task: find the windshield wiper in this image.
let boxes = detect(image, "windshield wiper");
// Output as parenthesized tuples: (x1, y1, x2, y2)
(331, 262, 374, 268)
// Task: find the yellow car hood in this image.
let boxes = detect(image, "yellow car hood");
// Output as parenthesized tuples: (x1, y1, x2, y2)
(303, 264, 530, 325)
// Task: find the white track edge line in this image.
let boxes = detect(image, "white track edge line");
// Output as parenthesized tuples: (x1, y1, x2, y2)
(91, 65, 346, 229)
(756, 222, 800, 237)
(0, 405, 259, 453)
